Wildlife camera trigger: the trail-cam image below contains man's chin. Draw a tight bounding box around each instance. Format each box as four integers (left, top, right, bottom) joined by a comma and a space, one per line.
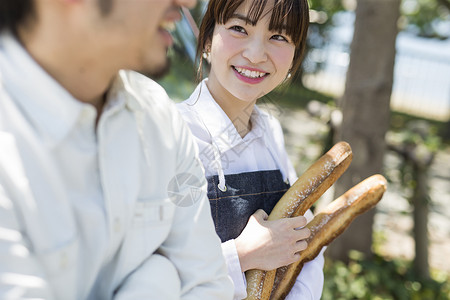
138, 59, 171, 80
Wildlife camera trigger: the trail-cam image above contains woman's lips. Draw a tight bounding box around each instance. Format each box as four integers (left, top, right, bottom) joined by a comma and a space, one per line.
232, 66, 268, 84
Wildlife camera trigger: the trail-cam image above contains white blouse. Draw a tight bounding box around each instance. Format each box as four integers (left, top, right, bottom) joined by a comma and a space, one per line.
178, 80, 324, 300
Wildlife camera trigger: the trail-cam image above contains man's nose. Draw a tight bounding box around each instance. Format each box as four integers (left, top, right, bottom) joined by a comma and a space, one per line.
175, 0, 197, 9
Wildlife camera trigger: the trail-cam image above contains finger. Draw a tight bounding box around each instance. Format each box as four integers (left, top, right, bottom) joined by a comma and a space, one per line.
292, 252, 301, 262
295, 240, 308, 252
253, 209, 269, 221
282, 252, 302, 267
279, 253, 300, 267
294, 227, 311, 241
290, 215, 307, 229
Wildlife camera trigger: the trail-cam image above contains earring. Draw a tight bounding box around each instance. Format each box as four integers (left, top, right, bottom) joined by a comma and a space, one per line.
202, 45, 211, 60
284, 70, 292, 81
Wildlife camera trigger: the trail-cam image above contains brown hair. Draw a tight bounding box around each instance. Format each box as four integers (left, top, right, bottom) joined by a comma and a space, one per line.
197, 0, 309, 78
0, 0, 112, 35
0, 0, 34, 35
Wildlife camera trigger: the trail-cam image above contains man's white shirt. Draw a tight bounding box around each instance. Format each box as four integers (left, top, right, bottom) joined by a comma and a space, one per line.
0, 32, 233, 300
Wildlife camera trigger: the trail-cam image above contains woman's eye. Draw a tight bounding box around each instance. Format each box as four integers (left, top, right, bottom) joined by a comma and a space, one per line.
271, 34, 289, 42
229, 25, 247, 34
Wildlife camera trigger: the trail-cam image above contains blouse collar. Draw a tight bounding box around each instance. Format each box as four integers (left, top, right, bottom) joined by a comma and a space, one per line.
185, 79, 266, 154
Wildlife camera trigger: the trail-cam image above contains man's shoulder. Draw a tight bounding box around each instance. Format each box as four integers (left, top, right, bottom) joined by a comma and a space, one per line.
119, 70, 170, 104
118, 70, 179, 118
117, 71, 195, 140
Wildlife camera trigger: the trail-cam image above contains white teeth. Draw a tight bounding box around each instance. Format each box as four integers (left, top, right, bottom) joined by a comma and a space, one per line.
160, 21, 176, 32
234, 67, 267, 78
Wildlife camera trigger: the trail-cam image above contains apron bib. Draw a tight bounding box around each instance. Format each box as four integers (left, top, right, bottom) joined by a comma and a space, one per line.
207, 170, 290, 242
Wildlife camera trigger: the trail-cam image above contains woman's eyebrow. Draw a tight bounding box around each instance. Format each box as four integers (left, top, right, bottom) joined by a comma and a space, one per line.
230, 13, 253, 23
230, 13, 288, 30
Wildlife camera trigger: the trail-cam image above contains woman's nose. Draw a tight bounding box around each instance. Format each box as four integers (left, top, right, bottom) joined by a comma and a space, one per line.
242, 37, 268, 64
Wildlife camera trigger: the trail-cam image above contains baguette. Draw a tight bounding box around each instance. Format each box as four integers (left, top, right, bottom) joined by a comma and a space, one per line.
245, 141, 353, 300
271, 174, 387, 299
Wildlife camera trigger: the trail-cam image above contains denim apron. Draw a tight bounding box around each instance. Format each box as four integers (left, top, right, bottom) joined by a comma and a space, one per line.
207, 169, 290, 243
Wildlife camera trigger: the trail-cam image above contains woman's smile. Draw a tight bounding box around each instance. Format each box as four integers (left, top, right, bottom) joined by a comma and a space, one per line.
232, 65, 269, 84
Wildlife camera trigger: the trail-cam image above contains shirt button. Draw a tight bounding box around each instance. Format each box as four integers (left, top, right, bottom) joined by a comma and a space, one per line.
114, 217, 121, 233
60, 252, 68, 269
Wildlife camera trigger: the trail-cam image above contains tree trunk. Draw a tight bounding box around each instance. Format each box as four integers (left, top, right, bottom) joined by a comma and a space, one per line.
412, 163, 430, 279
328, 0, 401, 261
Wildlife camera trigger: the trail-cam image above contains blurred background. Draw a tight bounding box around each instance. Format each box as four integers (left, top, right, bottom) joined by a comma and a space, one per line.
157, 0, 450, 298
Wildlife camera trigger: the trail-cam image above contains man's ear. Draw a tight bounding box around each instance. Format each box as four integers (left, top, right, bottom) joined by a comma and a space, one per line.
50, 0, 84, 9
59, 0, 83, 4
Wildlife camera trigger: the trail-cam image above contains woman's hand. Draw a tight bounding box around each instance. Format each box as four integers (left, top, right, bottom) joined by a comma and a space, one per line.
235, 209, 310, 272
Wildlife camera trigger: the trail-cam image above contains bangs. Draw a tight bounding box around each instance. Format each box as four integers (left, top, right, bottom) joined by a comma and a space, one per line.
215, 0, 309, 46
197, 0, 310, 78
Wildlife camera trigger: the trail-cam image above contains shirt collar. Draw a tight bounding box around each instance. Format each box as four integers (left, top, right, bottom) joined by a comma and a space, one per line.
0, 32, 87, 145
0, 33, 139, 146
114, 70, 148, 113
185, 79, 266, 153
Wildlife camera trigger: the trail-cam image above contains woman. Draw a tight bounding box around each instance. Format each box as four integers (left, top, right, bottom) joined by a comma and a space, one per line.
177, 0, 324, 299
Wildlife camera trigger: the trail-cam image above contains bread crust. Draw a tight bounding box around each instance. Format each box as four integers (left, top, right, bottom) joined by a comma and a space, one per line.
270, 174, 387, 299
245, 142, 353, 300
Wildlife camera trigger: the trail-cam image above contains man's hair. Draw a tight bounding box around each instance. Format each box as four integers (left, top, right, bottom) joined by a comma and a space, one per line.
98, 0, 113, 16
0, 0, 35, 34
0, 0, 112, 34
197, 0, 310, 77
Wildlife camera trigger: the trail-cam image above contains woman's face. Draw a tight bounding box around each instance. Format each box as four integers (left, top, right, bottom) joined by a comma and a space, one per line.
206, 0, 295, 105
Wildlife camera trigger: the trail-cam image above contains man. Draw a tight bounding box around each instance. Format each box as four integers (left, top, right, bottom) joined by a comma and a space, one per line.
0, 0, 233, 299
